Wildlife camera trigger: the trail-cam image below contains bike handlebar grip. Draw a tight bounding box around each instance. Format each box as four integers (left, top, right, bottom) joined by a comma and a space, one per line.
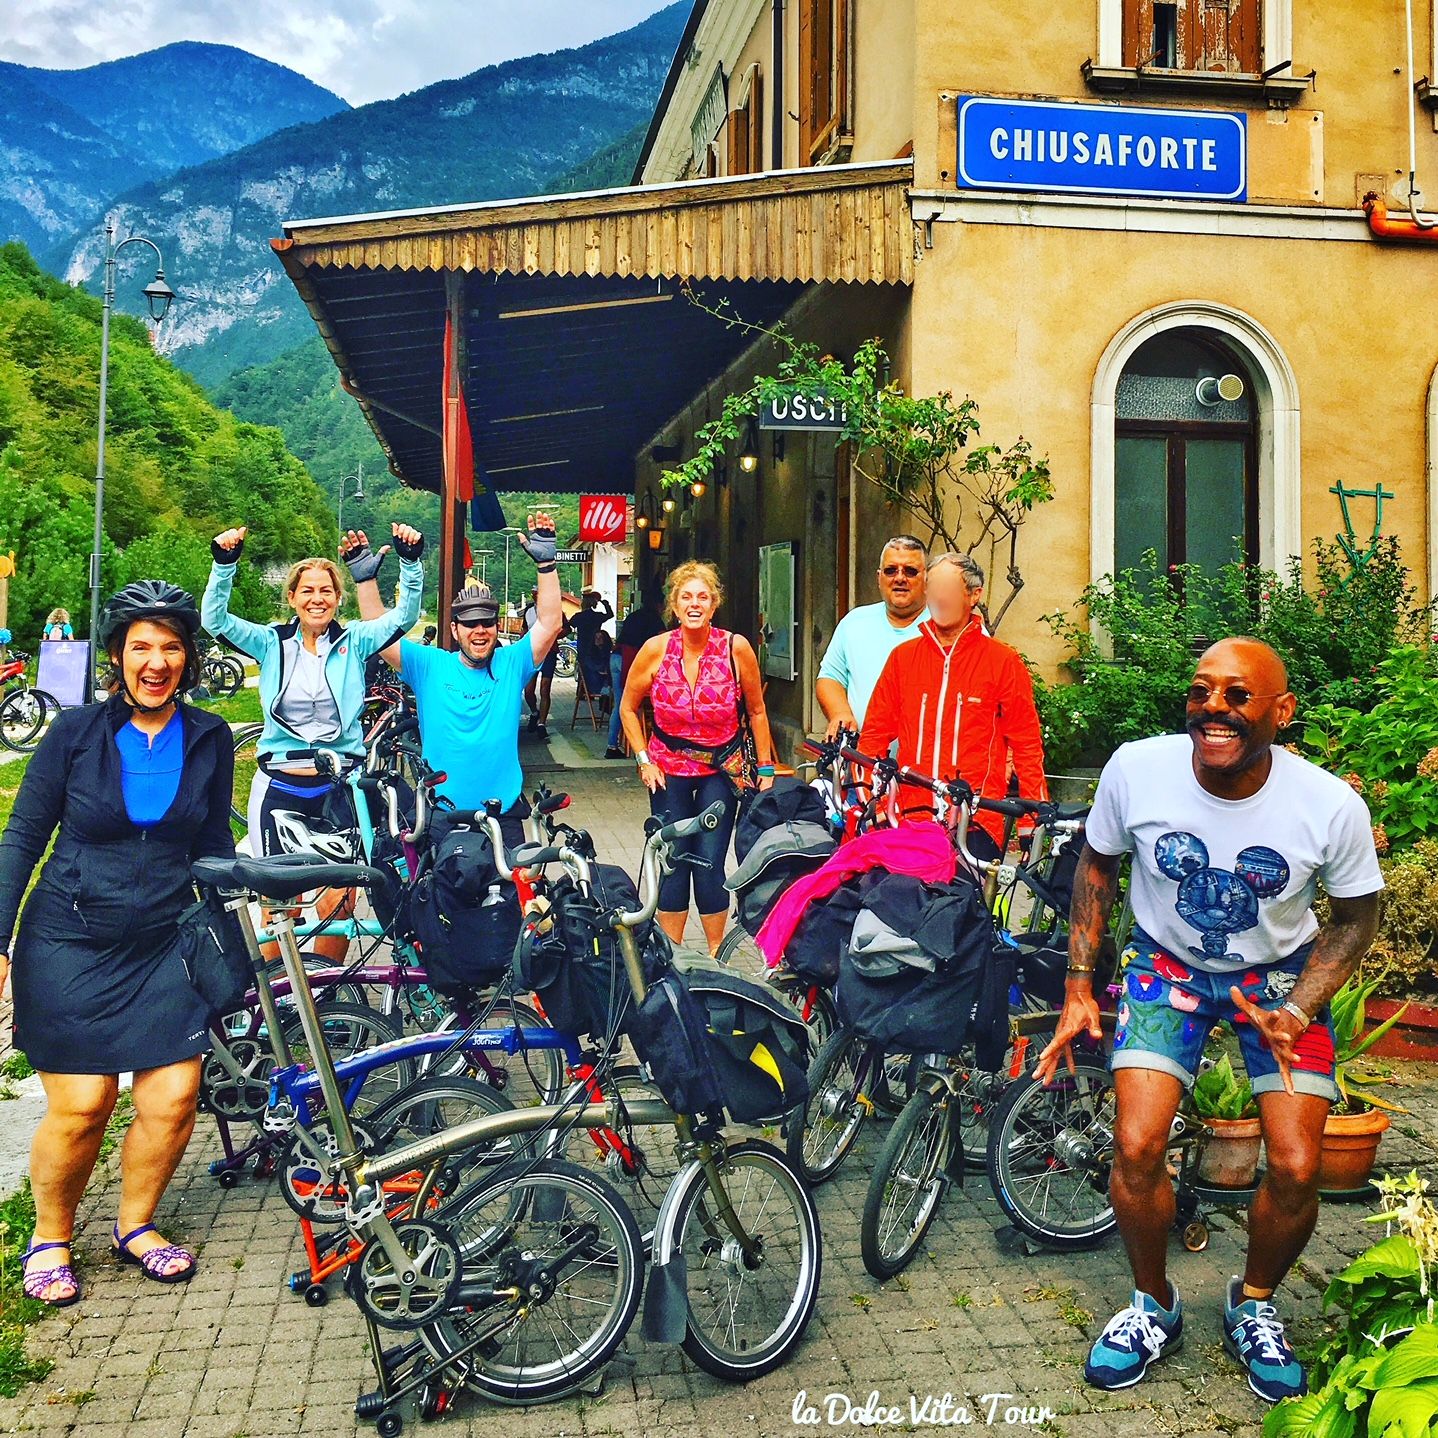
513, 843, 563, 868
839, 747, 882, 769
699, 799, 726, 831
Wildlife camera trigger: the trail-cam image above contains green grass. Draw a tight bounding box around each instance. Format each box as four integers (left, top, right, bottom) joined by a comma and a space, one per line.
0, 754, 31, 831
193, 687, 262, 726
0, 1183, 55, 1398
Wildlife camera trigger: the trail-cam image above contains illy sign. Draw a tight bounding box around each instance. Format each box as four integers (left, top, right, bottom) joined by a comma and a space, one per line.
579, 494, 628, 544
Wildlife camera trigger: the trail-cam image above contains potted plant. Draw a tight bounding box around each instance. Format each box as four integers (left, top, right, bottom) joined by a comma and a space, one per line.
1320, 978, 1410, 1194
1192, 1052, 1262, 1188
1263, 1171, 1437, 1438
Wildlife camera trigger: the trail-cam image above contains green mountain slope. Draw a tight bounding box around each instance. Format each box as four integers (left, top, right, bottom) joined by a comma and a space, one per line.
52, 4, 688, 389
0, 44, 348, 256
0, 243, 331, 641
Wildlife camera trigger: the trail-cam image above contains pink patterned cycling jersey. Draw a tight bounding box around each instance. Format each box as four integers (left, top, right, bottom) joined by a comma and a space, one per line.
649, 626, 739, 778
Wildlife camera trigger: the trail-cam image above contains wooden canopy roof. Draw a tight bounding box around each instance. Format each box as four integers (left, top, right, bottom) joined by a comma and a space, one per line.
271, 160, 913, 498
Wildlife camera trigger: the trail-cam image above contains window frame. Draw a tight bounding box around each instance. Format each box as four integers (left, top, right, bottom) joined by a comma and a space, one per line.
1096, 0, 1293, 79
799, 0, 852, 166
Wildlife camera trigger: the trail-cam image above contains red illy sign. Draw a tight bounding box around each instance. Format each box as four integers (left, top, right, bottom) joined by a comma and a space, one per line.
579, 494, 628, 543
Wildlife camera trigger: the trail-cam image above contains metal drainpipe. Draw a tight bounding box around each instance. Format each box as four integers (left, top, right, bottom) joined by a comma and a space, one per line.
771, 0, 784, 171
1404, 0, 1437, 227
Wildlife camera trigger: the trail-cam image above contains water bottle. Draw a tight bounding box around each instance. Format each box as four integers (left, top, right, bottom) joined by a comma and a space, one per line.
481, 883, 505, 910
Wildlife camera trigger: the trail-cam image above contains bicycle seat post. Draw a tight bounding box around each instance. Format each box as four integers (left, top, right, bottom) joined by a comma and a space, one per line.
267, 905, 366, 1172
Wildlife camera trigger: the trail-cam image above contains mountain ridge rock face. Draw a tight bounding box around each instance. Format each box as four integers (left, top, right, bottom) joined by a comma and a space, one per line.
49, 4, 687, 388
0, 42, 349, 253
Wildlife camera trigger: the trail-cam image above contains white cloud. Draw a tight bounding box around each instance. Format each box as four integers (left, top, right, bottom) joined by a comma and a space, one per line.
0, 0, 675, 105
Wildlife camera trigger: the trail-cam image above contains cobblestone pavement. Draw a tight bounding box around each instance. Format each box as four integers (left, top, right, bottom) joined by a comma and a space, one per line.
2, 751, 1435, 1438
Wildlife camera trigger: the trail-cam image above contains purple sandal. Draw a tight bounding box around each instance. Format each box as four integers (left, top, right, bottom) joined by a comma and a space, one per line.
112, 1223, 196, 1284
21, 1239, 81, 1307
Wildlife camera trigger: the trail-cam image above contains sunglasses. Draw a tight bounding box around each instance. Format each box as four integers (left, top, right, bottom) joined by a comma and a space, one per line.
1186, 683, 1285, 709
880, 564, 923, 579
455, 615, 499, 630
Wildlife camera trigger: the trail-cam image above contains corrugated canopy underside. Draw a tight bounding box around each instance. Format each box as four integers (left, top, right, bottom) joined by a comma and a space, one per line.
274, 161, 912, 495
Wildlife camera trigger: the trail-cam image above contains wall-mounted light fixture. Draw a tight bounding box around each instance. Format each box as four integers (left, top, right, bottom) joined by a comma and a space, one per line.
690, 477, 707, 499
661, 493, 677, 514
635, 493, 655, 530
647, 527, 665, 551
738, 417, 760, 473
772, 431, 786, 465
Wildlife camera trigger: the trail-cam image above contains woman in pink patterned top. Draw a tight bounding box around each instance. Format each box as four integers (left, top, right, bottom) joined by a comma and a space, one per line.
619, 560, 776, 952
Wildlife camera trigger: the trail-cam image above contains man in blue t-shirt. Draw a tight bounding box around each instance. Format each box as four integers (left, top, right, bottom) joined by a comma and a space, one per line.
353, 513, 562, 844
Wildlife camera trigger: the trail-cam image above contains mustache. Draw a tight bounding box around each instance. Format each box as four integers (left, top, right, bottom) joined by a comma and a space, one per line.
1186, 712, 1251, 740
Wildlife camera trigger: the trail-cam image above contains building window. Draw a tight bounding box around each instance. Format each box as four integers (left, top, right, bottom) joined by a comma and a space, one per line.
1114, 330, 1257, 573
727, 66, 764, 175
1123, 0, 1260, 74
800, 0, 851, 165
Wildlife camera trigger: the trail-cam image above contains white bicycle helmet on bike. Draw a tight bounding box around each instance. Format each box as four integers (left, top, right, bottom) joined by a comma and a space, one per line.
269, 808, 359, 863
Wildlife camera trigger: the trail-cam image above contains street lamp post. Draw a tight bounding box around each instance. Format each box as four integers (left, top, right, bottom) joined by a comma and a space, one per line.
90, 220, 176, 656
337, 462, 365, 538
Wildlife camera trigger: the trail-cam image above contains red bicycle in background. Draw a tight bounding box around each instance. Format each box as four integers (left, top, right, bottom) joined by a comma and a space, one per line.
0, 652, 58, 753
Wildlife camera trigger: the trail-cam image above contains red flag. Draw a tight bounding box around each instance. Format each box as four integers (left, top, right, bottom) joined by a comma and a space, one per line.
463, 535, 473, 571
442, 312, 475, 503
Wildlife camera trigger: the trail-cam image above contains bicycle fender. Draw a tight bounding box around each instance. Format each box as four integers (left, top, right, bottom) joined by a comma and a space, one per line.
641, 1154, 704, 1343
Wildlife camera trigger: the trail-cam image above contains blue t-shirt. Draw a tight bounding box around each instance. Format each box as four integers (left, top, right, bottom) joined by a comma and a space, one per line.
817, 601, 930, 726
116, 710, 184, 826
401, 637, 540, 810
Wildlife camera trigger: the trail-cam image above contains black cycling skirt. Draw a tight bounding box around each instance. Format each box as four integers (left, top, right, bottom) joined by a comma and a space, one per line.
9, 887, 211, 1075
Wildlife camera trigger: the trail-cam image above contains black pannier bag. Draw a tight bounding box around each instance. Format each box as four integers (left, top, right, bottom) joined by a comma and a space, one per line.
782, 874, 869, 985
972, 942, 1018, 1071
735, 777, 830, 862
628, 970, 725, 1121
173, 889, 253, 1019
678, 962, 811, 1124
836, 873, 993, 1053
409, 825, 521, 993
725, 819, 836, 934
512, 863, 648, 1040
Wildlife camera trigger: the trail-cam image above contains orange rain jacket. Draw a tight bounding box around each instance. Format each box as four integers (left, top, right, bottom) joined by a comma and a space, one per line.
858, 616, 1049, 847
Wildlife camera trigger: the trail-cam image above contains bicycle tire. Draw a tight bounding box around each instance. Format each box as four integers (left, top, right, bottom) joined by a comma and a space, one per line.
860, 1081, 958, 1279
951, 1027, 1051, 1167
206, 656, 245, 697
656, 1139, 822, 1381
282, 1000, 416, 1119
554, 642, 578, 680
230, 722, 264, 835
418, 1157, 644, 1404
786, 1027, 873, 1185
985, 1058, 1118, 1249
0, 687, 49, 751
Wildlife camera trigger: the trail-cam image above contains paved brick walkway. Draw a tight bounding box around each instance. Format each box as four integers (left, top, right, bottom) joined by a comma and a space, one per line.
2, 754, 1435, 1438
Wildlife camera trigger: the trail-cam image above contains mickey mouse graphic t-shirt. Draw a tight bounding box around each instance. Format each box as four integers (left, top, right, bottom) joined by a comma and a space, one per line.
1086, 733, 1383, 973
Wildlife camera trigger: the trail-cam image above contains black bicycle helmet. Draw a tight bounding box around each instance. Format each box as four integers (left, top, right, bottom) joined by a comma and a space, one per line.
98, 580, 202, 652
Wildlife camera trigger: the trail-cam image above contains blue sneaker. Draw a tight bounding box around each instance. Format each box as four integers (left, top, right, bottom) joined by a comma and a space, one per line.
1224, 1277, 1306, 1402
1085, 1286, 1183, 1389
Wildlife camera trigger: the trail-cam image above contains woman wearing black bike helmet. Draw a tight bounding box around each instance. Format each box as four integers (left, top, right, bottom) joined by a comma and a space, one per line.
0, 580, 235, 1307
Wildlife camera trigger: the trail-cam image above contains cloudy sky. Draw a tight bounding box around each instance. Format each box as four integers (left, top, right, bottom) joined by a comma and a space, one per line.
0, 0, 675, 105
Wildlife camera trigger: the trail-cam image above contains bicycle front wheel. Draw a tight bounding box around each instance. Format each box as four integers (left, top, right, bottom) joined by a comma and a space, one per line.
985, 1059, 1117, 1249
230, 722, 263, 838
787, 1027, 872, 1185
554, 642, 577, 679
419, 1157, 644, 1405
659, 1140, 821, 1381
861, 1082, 959, 1279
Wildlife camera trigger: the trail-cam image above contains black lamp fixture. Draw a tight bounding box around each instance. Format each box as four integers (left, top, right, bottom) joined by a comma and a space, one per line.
142, 271, 176, 321
661, 492, 677, 515
738, 416, 760, 474
635, 492, 655, 530
690, 476, 707, 498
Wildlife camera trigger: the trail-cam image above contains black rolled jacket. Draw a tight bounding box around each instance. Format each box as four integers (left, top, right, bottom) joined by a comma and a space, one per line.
0, 695, 235, 952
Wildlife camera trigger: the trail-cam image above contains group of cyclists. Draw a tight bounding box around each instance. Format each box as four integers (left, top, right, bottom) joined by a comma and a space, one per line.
1, 511, 1385, 1411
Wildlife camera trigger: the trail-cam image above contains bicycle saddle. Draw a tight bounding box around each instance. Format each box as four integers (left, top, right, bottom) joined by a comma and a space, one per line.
191, 854, 390, 900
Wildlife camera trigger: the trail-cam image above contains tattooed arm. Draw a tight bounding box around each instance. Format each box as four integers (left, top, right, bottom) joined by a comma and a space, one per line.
1032, 843, 1123, 1084
1230, 890, 1382, 1095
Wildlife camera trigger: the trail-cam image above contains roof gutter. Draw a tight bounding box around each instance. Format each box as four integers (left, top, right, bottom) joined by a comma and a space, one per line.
631, 0, 709, 184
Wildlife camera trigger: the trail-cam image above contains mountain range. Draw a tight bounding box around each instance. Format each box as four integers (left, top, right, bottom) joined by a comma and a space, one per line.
46, 4, 688, 388
0, 43, 348, 254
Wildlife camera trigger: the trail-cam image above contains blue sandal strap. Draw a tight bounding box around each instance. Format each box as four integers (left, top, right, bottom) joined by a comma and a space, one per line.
114, 1222, 159, 1252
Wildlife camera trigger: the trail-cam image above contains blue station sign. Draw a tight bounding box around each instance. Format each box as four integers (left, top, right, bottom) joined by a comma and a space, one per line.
955, 95, 1247, 203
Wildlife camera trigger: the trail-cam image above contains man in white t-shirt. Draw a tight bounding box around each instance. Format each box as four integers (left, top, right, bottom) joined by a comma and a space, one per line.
815, 535, 934, 736
1035, 638, 1382, 1405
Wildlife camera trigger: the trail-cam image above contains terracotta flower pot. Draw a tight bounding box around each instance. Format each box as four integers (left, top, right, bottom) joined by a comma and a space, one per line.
1196, 1115, 1262, 1188
1318, 1108, 1390, 1193
1361, 998, 1438, 1062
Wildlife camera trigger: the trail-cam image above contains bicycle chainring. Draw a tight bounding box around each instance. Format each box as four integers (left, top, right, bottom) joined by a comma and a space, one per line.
354, 1220, 462, 1330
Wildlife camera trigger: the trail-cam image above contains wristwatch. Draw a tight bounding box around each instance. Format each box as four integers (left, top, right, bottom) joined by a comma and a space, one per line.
1280, 999, 1312, 1030
634, 748, 652, 767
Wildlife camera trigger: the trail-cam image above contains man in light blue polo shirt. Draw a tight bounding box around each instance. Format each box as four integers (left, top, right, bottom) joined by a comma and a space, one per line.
816, 535, 935, 736
354, 513, 562, 845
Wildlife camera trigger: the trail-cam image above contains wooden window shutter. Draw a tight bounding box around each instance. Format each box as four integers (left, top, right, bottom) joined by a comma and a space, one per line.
747, 68, 764, 172
727, 108, 749, 174
1123, 0, 1259, 73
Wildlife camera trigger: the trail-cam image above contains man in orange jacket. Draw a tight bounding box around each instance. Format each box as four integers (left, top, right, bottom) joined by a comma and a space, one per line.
858, 552, 1048, 856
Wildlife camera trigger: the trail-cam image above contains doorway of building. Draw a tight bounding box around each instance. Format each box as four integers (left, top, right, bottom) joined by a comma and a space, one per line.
1114, 329, 1258, 574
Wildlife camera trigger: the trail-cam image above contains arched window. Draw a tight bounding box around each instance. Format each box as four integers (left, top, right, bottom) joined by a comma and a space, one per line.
1114, 329, 1257, 573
